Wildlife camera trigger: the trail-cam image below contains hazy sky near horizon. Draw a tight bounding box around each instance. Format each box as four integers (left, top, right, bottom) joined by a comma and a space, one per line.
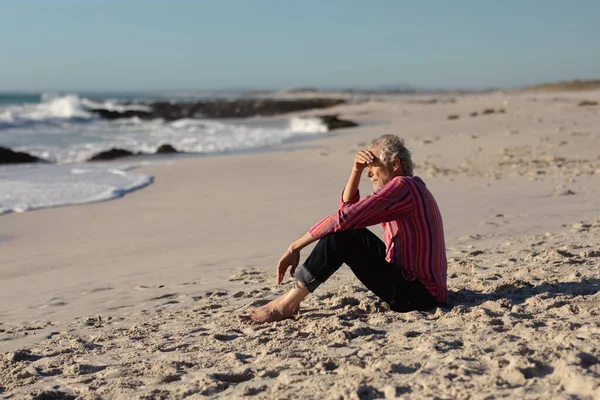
1, 0, 599, 92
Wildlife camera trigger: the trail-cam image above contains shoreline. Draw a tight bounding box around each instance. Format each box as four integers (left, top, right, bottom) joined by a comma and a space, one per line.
0, 112, 353, 216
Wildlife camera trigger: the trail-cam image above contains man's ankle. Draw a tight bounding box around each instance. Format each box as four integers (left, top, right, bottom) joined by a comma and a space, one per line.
294, 281, 310, 295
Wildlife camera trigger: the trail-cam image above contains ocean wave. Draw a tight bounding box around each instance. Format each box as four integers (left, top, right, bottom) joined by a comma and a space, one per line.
289, 117, 329, 134
0, 94, 152, 130
0, 95, 93, 128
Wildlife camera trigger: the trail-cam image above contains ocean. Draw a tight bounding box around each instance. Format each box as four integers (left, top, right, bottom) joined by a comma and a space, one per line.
0, 92, 330, 215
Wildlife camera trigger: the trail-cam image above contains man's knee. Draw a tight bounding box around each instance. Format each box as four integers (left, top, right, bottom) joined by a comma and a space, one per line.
327, 229, 365, 246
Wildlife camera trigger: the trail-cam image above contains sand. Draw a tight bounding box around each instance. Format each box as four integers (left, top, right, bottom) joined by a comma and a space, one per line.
1, 90, 600, 399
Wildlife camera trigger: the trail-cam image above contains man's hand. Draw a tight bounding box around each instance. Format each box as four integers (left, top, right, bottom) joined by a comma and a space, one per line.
277, 245, 301, 285
353, 150, 376, 172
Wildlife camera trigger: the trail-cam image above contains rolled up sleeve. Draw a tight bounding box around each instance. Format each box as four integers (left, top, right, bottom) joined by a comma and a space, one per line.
338, 189, 360, 210
309, 178, 414, 239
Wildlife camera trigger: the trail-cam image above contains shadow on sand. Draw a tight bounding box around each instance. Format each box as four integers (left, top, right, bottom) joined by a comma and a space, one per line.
444, 278, 600, 310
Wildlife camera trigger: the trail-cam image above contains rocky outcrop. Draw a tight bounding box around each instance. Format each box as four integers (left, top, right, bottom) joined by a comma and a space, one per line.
89, 99, 346, 121
87, 144, 182, 161
0, 147, 45, 164
318, 115, 358, 130
92, 109, 147, 119
155, 144, 179, 154
87, 148, 136, 162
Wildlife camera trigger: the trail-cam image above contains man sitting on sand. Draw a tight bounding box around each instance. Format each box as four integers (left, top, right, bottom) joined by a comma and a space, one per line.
247, 134, 447, 323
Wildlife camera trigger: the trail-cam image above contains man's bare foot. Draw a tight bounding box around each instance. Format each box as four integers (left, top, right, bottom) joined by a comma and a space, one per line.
246, 299, 299, 324
242, 283, 309, 324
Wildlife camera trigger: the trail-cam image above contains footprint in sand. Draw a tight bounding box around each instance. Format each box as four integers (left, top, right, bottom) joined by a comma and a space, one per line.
205, 291, 228, 298
433, 338, 464, 352
81, 286, 114, 295
228, 270, 266, 284
345, 326, 386, 340
66, 363, 107, 376
210, 368, 255, 384
391, 362, 421, 374
519, 359, 554, 379
577, 352, 600, 369
317, 360, 338, 372
149, 293, 178, 301
213, 332, 240, 341
29, 390, 76, 400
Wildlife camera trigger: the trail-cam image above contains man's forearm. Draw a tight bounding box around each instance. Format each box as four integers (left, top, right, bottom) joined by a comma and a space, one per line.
290, 231, 317, 252
342, 169, 362, 203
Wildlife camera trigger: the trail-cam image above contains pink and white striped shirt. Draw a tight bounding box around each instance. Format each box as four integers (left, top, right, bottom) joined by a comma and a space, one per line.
309, 176, 448, 301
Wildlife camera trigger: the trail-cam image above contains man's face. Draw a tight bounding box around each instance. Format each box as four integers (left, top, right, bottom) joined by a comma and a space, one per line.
366, 146, 395, 190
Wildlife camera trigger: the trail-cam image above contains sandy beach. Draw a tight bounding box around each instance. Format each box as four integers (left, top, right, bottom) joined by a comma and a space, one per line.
1, 91, 600, 399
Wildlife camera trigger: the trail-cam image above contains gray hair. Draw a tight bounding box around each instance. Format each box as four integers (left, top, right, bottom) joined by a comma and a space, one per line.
370, 134, 413, 176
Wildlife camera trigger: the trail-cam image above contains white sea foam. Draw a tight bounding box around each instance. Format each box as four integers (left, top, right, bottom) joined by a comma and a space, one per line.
0, 95, 92, 125
0, 162, 154, 215
1, 110, 329, 164
289, 117, 329, 134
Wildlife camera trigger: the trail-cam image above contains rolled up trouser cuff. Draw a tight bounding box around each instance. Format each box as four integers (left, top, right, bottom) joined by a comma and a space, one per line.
294, 264, 322, 293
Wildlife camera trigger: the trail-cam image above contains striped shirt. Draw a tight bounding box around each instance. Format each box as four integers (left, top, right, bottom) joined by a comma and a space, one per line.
309, 176, 448, 301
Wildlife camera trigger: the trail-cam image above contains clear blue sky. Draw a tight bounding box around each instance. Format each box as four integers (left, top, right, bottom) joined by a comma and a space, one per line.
1, 0, 599, 91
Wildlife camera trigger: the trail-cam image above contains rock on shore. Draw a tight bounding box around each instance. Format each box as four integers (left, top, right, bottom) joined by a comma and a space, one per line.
0, 147, 46, 165
89, 99, 347, 121
87, 144, 181, 161
319, 114, 359, 130
87, 148, 137, 162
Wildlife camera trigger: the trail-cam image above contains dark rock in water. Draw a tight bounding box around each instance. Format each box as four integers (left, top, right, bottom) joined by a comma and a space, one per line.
149, 102, 199, 120
447, 114, 460, 120
0, 146, 45, 164
156, 144, 179, 154
88, 148, 136, 161
482, 108, 496, 115
319, 114, 358, 131
578, 100, 598, 107
90, 108, 151, 120
89, 98, 346, 121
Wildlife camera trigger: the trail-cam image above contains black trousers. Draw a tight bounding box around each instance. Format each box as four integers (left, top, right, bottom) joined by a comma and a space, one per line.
294, 228, 437, 312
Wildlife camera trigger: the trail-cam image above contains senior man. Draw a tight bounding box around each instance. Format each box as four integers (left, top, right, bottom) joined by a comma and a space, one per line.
247, 134, 447, 323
